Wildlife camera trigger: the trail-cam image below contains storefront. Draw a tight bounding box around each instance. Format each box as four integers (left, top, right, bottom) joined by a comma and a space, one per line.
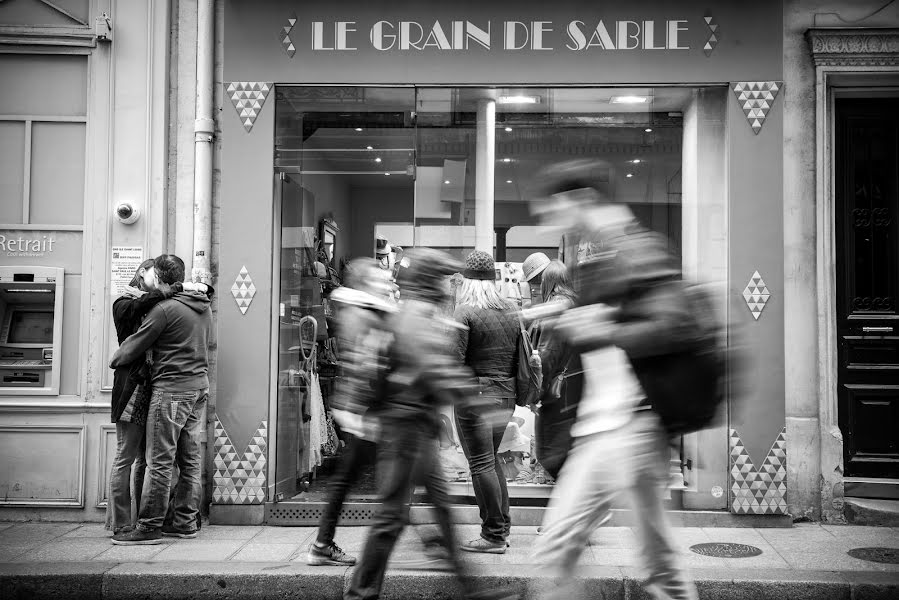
212, 0, 787, 525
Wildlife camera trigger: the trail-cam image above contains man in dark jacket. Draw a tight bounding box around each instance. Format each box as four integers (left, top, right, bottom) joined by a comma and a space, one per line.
110, 254, 213, 546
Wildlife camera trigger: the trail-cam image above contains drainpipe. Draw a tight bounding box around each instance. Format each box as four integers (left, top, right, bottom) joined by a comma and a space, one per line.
192, 0, 215, 284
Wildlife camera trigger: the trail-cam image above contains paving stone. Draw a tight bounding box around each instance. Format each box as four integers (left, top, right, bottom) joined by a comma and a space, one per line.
14, 539, 111, 562
150, 540, 245, 562
230, 542, 300, 562
0, 522, 79, 544
93, 544, 168, 562
252, 525, 315, 544
61, 524, 112, 539
197, 525, 264, 540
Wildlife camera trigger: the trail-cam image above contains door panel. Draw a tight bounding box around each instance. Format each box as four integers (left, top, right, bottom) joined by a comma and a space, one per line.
835, 98, 899, 478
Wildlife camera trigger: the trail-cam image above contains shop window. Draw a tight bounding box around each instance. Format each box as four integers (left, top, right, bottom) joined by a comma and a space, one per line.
0, 54, 87, 226
272, 85, 729, 505
29, 122, 85, 225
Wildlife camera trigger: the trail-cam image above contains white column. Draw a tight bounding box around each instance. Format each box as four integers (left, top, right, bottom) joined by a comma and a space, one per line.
475, 98, 495, 254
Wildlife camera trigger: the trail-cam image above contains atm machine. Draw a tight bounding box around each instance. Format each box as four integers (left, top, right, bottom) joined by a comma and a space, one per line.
0, 266, 64, 395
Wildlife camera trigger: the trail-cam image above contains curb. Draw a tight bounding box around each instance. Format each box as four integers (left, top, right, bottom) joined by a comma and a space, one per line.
2, 562, 898, 600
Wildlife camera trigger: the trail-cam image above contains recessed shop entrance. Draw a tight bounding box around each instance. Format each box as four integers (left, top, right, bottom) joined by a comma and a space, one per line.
266, 85, 732, 523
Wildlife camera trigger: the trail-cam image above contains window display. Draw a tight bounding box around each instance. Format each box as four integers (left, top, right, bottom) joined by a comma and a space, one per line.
273, 85, 727, 505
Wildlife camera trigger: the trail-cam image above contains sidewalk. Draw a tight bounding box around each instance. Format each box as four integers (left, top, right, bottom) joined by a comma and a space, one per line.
1, 520, 897, 599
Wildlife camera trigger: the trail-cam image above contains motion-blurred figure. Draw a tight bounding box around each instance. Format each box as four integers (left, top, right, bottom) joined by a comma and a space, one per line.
308, 258, 397, 566
526, 260, 582, 484
453, 250, 519, 554
528, 160, 698, 600
345, 248, 515, 600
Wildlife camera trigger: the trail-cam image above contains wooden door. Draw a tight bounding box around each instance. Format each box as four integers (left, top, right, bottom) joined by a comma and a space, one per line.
835, 97, 899, 478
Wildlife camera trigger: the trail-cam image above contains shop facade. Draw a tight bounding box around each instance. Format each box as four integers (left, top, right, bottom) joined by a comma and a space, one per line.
212, 0, 788, 525
2, 0, 895, 527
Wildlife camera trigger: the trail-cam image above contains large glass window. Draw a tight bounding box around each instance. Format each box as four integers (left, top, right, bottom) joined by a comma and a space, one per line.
273, 86, 728, 506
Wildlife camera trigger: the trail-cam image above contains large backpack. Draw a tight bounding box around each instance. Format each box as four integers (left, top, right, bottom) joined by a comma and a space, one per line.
625, 281, 728, 436
515, 314, 543, 408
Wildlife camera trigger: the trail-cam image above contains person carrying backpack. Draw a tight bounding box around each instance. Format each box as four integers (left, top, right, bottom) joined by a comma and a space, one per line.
527, 160, 699, 600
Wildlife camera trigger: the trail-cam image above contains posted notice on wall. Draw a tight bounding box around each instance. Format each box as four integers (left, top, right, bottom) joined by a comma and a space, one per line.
110, 246, 145, 296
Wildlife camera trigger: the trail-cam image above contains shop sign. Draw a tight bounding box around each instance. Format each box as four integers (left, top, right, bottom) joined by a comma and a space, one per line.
225, 0, 782, 85
0, 233, 57, 257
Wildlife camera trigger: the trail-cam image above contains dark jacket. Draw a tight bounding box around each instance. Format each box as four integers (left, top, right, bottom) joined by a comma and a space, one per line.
110, 288, 174, 423
110, 291, 213, 392
381, 299, 476, 422
530, 295, 582, 413
453, 304, 519, 400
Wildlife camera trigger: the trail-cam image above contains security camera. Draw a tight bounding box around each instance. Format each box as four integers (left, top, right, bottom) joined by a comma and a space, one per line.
115, 202, 140, 225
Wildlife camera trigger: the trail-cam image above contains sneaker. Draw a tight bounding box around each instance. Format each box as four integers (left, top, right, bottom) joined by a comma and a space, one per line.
112, 525, 134, 536
307, 542, 356, 566
162, 525, 198, 539
460, 537, 506, 554
111, 528, 164, 545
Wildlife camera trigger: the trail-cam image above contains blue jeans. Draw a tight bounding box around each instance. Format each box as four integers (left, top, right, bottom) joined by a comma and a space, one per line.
454, 396, 514, 543
105, 420, 146, 532
138, 388, 207, 532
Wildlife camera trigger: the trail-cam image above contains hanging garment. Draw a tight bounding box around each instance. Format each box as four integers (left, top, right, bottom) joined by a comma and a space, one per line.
306, 369, 328, 473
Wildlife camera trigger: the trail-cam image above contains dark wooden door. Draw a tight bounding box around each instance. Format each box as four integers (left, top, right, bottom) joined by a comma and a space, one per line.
835, 98, 899, 478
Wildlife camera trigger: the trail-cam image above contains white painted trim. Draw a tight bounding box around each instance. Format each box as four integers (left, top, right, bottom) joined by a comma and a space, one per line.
0, 115, 88, 122
0, 399, 109, 412
0, 224, 84, 231
22, 120, 31, 223
96, 424, 116, 507
0, 424, 86, 507
267, 172, 284, 503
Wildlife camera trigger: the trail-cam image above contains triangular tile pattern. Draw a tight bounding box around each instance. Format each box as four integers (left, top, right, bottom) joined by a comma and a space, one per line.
213, 419, 268, 504
225, 82, 271, 133
279, 14, 297, 57
230, 266, 256, 315
703, 15, 719, 57
732, 82, 782, 134
742, 270, 771, 321
730, 427, 787, 515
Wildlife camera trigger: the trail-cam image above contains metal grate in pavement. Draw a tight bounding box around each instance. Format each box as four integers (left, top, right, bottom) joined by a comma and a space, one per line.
690, 542, 763, 558
848, 547, 899, 564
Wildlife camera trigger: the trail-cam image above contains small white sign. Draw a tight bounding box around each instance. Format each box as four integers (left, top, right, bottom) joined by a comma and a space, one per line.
110, 246, 146, 296
711, 485, 724, 499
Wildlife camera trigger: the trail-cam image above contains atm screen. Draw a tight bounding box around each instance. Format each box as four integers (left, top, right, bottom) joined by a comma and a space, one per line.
7, 310, 54, 344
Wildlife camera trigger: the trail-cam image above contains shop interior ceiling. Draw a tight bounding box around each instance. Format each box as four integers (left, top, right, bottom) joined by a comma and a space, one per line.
274, 87, 689, 196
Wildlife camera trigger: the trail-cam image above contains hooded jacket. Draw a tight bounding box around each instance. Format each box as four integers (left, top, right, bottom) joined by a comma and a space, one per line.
110, 291, 212, 392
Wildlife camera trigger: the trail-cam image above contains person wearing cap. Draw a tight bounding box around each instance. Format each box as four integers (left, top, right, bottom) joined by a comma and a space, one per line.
527, 159, 697, 600
346, 248, 508, 600
521, 252, 551, 307
452, 250, 520, 554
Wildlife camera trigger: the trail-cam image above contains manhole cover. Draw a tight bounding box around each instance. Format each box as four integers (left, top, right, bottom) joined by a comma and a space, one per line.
690, 542, 763, 558
847, 547, 899, 564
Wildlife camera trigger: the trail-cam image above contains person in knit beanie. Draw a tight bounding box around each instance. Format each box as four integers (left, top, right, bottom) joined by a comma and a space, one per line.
452, 250, 521, 554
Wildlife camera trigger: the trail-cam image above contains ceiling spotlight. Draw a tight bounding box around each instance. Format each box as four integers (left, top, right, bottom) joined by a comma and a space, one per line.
497, 95, 540, 105
626, 173, 634, 178
506, 180, 513, 184
610, 95, 649, 104
444, 180, 451, 184
504, 127, 513, 132
501, 157, 512, 163
644, 128, 653, 132
631, 159, 642, 164
375, 157, 382, 163
366, 145, 373, 150
384, 172, 390, 176
355, 127, 363, 132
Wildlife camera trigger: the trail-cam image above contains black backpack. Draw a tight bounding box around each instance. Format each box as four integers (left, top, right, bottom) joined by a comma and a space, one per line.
625, 282, 728, 436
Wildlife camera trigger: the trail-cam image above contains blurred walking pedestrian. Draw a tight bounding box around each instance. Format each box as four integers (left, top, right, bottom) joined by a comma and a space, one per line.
345, 248, 513, 600
528, 160, 698, 600
308, 258, 397, 566
452, 250, 520, 554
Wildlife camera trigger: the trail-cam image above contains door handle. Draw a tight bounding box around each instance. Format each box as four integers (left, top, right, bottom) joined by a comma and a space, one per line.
862, 326, 894, 333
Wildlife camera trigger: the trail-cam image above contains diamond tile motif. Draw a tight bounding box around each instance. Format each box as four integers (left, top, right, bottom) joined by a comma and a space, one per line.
230, 266, 256, 315
742, 270, 771, 321
226, 82, 271, 133
732, 81, 782, 134
279, 13, 297, 58
703, 15, 719, 57
730, 427, 787, 515
213, 419, 268, 504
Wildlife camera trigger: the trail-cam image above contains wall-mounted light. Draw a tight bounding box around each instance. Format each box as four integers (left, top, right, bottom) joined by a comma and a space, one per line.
355, 127, 363, 132
375, 157, 382, 163
504, 127, 513, 132
644, 128, 653, 133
